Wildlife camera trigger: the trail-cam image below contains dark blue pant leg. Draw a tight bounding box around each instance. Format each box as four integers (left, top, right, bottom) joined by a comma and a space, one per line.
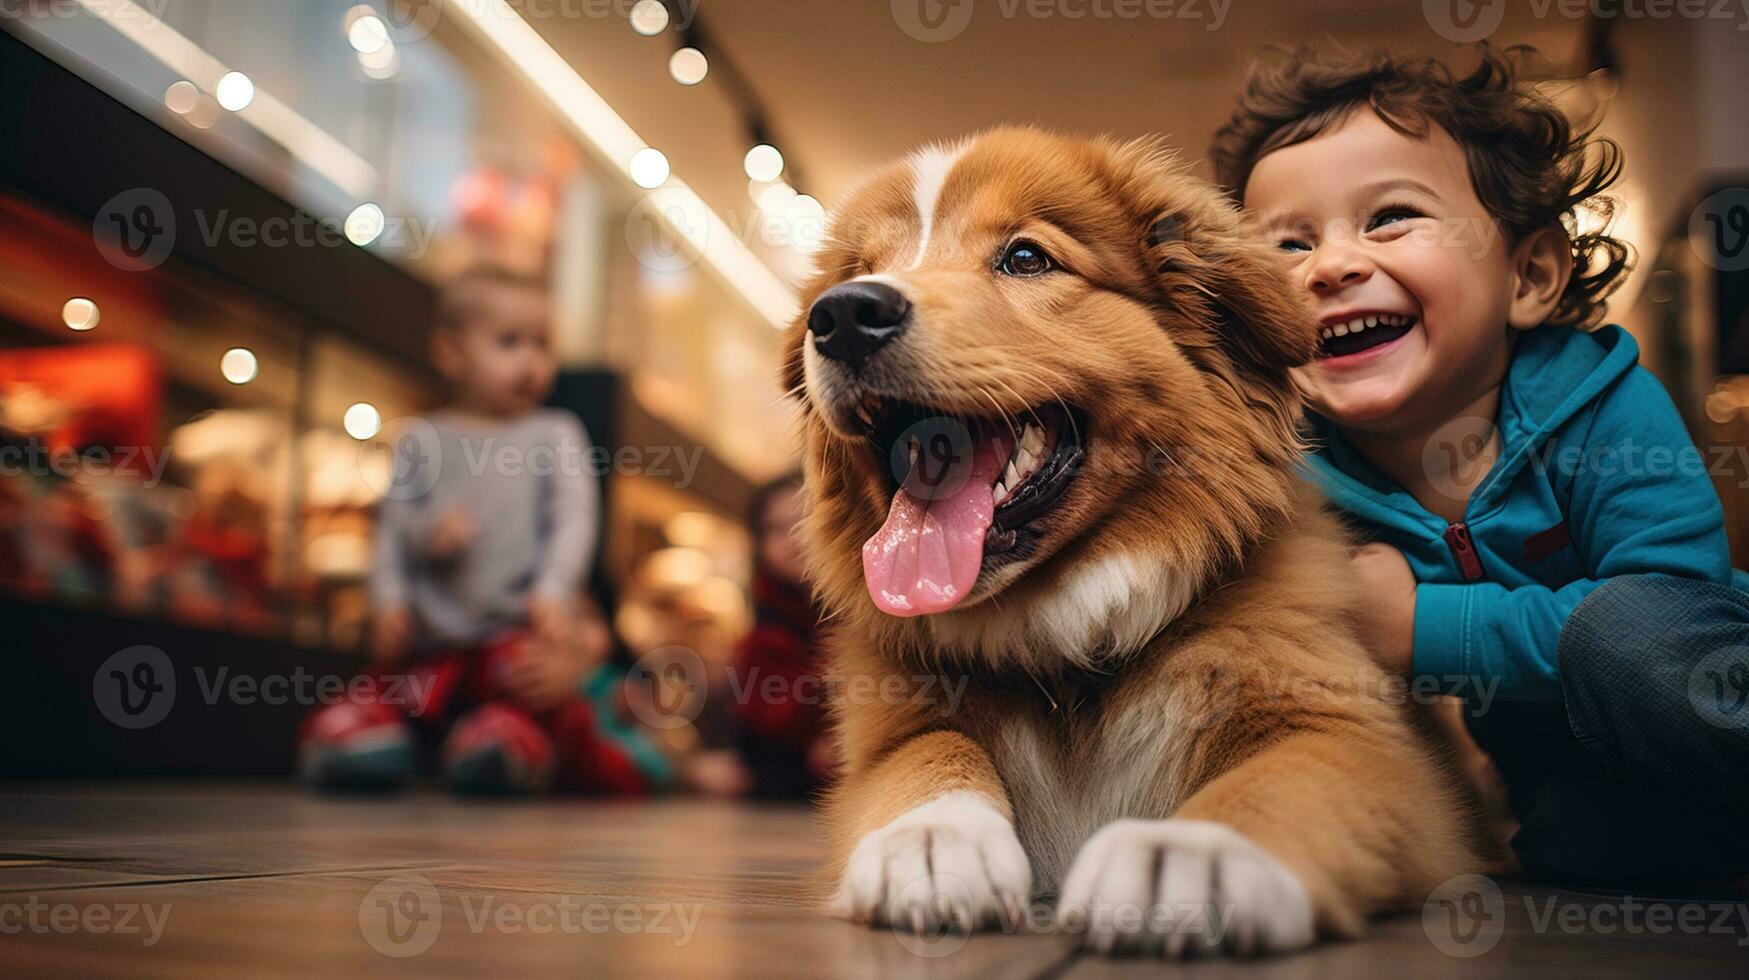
1464, 574, 1749, 891
1561, 574, 1749, 814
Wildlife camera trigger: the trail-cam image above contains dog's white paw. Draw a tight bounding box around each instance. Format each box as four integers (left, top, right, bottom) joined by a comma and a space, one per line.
1055, 818, 1314, 957
831, 791, 1033, 933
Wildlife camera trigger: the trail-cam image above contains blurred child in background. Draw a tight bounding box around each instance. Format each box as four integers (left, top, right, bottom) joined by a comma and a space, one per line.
300, 266, 647, 796
620, 578, 754, 798
574, 581, 677, 793
733, 473, 835, 799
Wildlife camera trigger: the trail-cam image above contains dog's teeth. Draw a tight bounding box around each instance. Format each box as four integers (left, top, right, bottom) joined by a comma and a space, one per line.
1003, 461, 1020, 489
1022, 423, 1044, 454
994, 481, 1009, 504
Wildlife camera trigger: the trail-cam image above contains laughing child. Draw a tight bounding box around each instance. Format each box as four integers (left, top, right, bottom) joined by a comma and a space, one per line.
1211, 45, 1749, 890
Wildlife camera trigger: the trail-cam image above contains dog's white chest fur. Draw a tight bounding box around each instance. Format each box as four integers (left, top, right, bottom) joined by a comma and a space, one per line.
929, 552, 1201, 672
992, 685, 1193, 893
932, 551, 1206, 889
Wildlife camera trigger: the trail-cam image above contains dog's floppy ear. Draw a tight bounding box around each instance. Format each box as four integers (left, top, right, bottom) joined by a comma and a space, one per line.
1144, 207, 1320, 384
1136, 190, 1320, 458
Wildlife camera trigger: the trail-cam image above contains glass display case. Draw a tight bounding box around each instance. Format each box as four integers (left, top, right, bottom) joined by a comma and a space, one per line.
0, 189, 431, 649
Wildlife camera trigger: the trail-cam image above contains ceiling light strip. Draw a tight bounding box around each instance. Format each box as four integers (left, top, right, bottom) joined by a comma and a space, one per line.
441, 0, 799, 328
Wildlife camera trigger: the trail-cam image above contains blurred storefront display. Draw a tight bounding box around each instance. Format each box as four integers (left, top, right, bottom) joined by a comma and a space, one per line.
1, 3, 798, 683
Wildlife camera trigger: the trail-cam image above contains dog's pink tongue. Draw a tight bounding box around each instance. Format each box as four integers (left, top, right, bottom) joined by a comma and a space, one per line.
862, 431, 1011, 617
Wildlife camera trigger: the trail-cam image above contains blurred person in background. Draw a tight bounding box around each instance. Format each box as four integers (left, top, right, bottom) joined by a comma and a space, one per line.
734, 473, 835, 800
621, 577, 755, 798
574, 579, 678, 793
299, 265, 646, 796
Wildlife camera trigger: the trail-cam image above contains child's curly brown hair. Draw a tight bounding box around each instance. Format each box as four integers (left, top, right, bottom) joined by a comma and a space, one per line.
1209, 43, 1631, 330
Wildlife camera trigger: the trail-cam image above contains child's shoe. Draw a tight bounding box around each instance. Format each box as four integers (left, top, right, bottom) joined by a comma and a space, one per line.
298, 700, 416, 791
442, 704, 556, 795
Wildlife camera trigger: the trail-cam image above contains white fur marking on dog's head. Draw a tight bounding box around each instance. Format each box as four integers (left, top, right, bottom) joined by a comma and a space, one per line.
904, 142, 968, 271
852, 272, 910, 291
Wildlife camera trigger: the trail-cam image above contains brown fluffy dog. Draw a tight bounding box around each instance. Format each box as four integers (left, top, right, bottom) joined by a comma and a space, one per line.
785, 127, 1485, 957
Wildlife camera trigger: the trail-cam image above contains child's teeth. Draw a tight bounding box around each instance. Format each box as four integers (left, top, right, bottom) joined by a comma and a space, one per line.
1320, 313, 1420, 350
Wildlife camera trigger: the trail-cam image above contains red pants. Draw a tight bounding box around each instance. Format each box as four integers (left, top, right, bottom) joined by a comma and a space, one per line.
362, 633, 647, 795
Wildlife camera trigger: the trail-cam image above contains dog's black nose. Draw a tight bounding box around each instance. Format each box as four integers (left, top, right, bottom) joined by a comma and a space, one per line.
807, 280, 910, 372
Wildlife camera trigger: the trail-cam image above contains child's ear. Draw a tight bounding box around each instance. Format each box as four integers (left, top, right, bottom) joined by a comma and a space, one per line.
1507, 226, 1574, 331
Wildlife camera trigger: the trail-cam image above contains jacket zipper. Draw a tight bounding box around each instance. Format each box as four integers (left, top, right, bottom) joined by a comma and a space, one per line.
1443, 522, 1485, 581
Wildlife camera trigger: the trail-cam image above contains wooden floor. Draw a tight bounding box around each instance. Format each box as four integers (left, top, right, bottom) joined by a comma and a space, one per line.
0, 783, 1744, 978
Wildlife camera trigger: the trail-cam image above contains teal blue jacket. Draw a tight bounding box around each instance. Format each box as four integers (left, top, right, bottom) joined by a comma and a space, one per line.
1303, 325, 1748, 702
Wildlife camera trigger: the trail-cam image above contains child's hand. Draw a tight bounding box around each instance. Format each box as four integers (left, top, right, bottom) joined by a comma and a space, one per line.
427, 505, 475, 561
502, 636, 586, 712
1349, 543, 1417, 676
528, 594, 574, 652
371, 605, 413, 664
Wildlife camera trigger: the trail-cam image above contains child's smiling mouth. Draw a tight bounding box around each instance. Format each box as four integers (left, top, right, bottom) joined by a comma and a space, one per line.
1315, 312, 1418, 362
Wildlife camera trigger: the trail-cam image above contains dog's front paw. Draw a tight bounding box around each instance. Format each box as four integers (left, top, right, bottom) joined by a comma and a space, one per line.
831, 791, 1032, 933
1055, 818, 1314, 957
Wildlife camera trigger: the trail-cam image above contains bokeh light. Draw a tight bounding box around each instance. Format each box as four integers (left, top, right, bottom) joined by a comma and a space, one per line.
215, 70, 254, 111
343, 402, 382, 440
629, 147, 671, 189
220, 348, 259, 385
62, 297, 100, 331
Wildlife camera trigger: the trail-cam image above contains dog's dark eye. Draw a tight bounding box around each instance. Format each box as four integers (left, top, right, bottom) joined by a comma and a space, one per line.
998, 241, 1053, 277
